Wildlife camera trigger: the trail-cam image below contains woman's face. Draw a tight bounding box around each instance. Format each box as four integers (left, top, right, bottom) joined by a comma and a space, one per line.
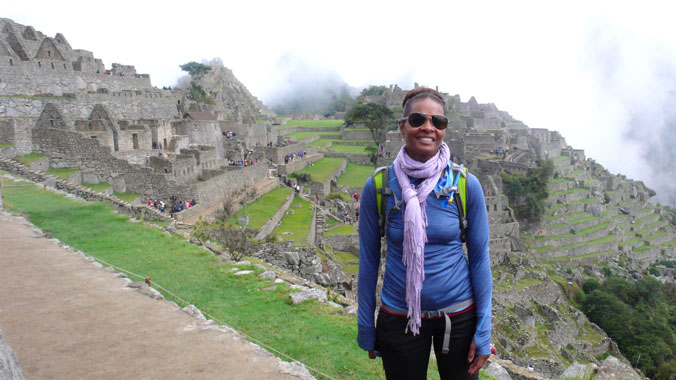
398, 97, 446, 162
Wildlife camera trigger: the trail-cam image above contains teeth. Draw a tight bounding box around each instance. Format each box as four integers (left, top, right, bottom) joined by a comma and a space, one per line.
418, 137, 433, 142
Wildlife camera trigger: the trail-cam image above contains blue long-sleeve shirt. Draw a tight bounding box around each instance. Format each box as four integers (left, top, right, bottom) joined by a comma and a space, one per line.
357, 163, 493, 355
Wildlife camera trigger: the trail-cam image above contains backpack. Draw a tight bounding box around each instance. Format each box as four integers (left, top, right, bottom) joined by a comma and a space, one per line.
371, 163, 469, 242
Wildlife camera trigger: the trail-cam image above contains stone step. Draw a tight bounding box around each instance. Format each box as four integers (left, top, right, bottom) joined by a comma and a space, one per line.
538, 234, 618, 258
631, 212, 660, 230
537, 223, 611, 247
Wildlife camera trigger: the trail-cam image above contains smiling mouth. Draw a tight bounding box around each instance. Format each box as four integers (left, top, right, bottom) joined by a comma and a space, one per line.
417, 137, 434, 142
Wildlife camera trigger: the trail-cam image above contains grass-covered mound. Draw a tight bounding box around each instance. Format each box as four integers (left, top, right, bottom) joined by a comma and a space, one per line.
293, 157, 345, 183
337, 163, 374, 188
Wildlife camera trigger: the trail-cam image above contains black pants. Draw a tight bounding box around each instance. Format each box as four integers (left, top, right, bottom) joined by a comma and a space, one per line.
375, 307, 478, 380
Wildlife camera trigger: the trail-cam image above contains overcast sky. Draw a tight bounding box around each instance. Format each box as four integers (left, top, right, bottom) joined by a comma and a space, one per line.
4, 0, 676, 205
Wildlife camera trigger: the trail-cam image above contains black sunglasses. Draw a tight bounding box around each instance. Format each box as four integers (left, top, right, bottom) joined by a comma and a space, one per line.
400, 112, 449, 130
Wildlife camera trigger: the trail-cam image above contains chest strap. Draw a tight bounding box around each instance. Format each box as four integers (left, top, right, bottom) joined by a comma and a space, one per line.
380, 298, 475, 354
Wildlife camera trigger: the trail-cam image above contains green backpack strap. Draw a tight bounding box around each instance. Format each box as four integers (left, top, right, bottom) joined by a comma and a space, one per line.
451, 163, 469, 243
371, 166, 391, 237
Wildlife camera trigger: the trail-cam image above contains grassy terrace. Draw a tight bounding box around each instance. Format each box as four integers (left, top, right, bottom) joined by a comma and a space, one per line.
326, 144, 375, 154
0, 176, 387, 379
45, 167, 78, 180
228, 186, 292, 229
273, 196, 314, 243
325, 217, 341, 228
0, 143, 13, 148
113, 191, 140, 203
644, 230, 668, 242
662, 239, 676, 248
553, 155, 569, 163
564, 169, 587, 179
542, 211, 588, 222
82, 182, 112, 193
284, 131, 342, 140
549, 187, 587, 197
544, 214, 604, 230
335, 251, 359, 275
537, 234, 616, 253
336, 163, 373, 188
545, 197, 597, 213
277, 120, 344, 130
15, 152, 45, 165
309, 138, 370, 148
634, 220, 665, 236
634, 244, 653, 253
293, 157, 345, 183
545, 250, 616, 263
324, 224, 355, 236
539, 221, 611, 241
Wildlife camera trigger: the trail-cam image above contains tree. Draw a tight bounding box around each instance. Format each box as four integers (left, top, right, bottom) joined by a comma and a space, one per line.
210, 226, 256, 262
179, 61, 212, 80
345, 102, 395, 166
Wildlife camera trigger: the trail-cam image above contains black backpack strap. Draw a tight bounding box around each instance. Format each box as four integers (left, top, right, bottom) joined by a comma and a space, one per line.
454, 191, 467, 243
377, 167, 392, 237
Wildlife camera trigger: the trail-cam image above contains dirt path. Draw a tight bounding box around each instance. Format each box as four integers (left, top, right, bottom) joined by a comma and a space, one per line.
0, 212, 305, 380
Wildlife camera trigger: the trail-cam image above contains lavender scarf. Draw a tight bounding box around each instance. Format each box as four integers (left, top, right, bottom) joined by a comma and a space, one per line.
393, 142, 450, 335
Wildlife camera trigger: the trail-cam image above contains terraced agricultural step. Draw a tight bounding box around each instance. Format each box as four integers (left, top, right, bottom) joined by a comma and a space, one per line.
541, 211, 591, 228
547, 179, 572, 193
538, 235, 618, 258
633, 220, 665, 236
646, 231, 675, 246
536, 223, 611, 247
544, 249, 618, 264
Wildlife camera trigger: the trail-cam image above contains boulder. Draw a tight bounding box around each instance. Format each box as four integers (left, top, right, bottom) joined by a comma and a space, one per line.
278, 360, 315, 380
0, 327, 25, 380
290, 288, 327, 304
182, 304, 206, 321
283, 251, 300, 266
595, 356, 640, 380
556, 362, 596, 379
485, 362, 511, 380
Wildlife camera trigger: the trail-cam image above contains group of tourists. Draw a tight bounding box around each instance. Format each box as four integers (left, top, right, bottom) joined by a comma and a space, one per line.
351, 193, 360, 202
283, 151, 307, 164
146, 197, 197, 214
222, 130, 236, 139
228, 159, 257, 167
490, 146, 509, 159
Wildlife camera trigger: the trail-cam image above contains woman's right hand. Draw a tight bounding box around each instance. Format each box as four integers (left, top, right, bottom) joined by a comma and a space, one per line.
368, 350, 376, 359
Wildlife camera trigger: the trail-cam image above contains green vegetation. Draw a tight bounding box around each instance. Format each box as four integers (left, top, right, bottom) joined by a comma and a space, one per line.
327, 144, 375, 154
0, 143, 13, 148
327, 191, 353, 202
81, 182, 112, 193
324, 224, 355, 236
581, 276, 676, 378
501, 159, 554, 222
15, 152, 46, 165
345, 102, 395, 165
553, 155, 569, 163
272, 196, 314, 242
0, 177, 385, 379
337, 163, 373, 188
292, 157, 345, 183
179, 61, 212, 79
277, 120, 345, 129
284, 131, 342, 140
113, 191, 139, 203
325, 217, 341, 228
46, 167, 78, 180
227, 186, 292, 230
360, 85, 388, 96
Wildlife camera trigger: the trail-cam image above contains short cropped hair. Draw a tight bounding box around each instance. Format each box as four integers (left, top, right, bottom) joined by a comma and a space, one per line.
401, 87, 446, 117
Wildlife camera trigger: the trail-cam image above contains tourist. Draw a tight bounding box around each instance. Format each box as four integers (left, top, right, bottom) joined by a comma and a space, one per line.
358, 87, 492, 379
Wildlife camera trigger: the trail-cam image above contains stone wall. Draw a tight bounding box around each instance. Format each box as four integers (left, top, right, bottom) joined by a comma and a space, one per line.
323, 234, 359, 254
261, 141, 308, 164
276, 153, 324, 176
191, 163, 268, 208
0, 156, 170, 222
342, 129, 372, 140
0, 92, 179, 122
0, 118, 32, 155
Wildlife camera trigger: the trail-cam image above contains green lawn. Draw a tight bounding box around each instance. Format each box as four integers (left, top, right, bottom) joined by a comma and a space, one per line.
82, 182, 112, 193
273, 196, 314, 243
325, 217, 341, 228
0, 143, 12, 148
113, 191, 140, 203
277, 120, 344, 130
293, 157, 345, 183
46, 167, 78, 180
227, 186, 292, 229
284, 131, 342, 140
15, 152, 46, 165
324, 224, 355, 236
337, 163, 374, 188
327, 145, 375, 154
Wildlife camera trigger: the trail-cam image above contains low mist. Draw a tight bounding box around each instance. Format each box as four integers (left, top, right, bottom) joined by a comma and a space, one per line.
583, 24, 676, 207
259, 50, 358, 116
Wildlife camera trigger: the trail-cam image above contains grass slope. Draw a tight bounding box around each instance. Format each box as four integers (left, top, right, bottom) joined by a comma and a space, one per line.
277, 120, 344, 130
227, 186, 292, 229
273, 196, 314, 243
337, 163, 373, 188
293, 157, 345, 183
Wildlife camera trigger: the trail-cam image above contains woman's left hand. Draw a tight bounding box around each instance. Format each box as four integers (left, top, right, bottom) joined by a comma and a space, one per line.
467, 340, 489, 375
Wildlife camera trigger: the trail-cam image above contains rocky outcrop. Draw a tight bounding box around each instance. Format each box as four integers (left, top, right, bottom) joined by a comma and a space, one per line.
0, 319, 25, 380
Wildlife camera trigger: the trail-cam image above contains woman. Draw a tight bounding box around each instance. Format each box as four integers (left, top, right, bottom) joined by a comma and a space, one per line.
358, 87, 492, 379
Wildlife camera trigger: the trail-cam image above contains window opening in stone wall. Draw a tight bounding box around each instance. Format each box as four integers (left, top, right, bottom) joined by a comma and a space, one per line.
91, 136, 97, 139
132, 133, 139, 149
63, 63, 66, 69
50, 120, 54, 127
48, 50, 51, 57
51, 62, 54, 69
486, 205, 489, 213
494, 204, 497, 211
163, 138, 167, 149
9, 58, 12, 66
38, 61, 41, 67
